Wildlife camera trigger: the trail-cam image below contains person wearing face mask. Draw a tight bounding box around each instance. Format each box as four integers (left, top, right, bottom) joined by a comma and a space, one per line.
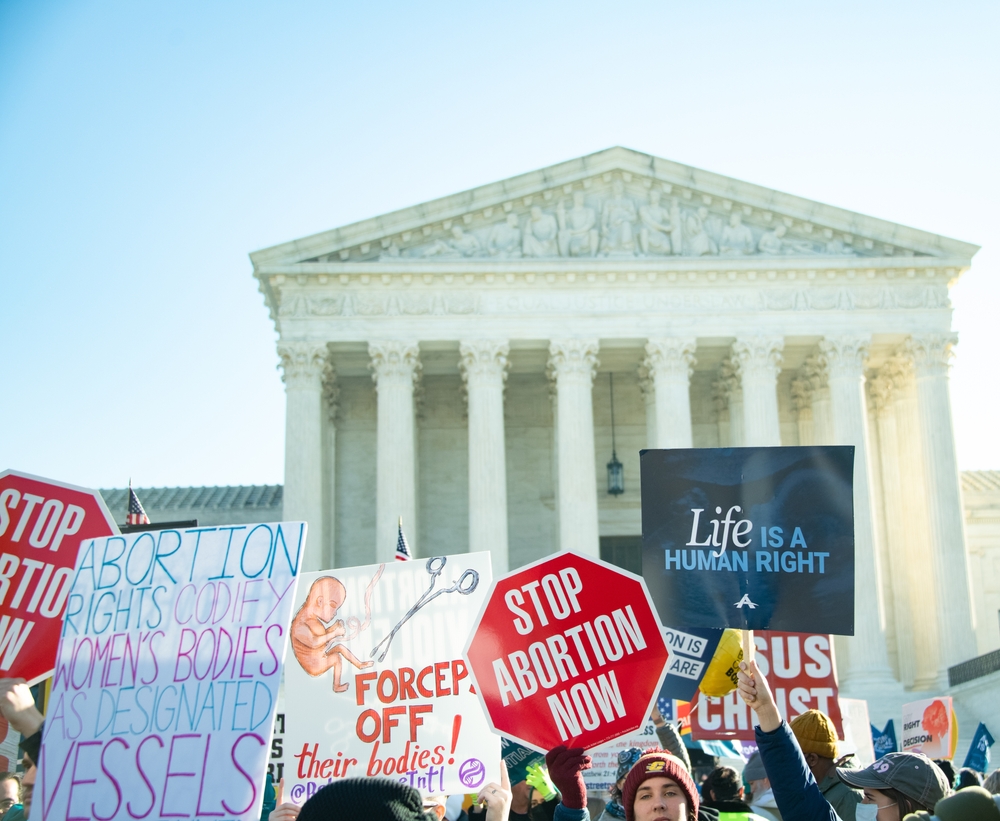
736, 659, 949, 821
742, 753, 780, 821
838, 754, 950, 820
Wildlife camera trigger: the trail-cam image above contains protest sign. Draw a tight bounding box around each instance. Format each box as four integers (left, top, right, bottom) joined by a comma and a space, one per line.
37, 521, 304, 821
659, 626, 724, 701
465, 551, 669, 753
583, 716, 663, 792
641, 447, 855, 634
902, 697, 956, 759
0, 470, 118, 683
871, 719, 898, 760
963, 722, 994, 772
283, 553, 497, 802
838, 698, 875, 767
268, 712, 286, 782
690, 631, 843, 740
501, 737, 544, 785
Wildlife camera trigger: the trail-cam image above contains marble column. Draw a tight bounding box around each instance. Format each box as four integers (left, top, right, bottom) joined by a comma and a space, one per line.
791, 357, 822, 446
370, 341, 421, 563
711, 378, 730, 448
868, 363, 917, 687
791, 378, 814, 446
322, 364, 338, 568
638, 365, 657, 448
893, 366, 941, 687
819, 337, 895, 689
278, 341, 328, 571
906, 334, 978, 673
812, 385, 833, 445
644, 338, 696, 449
733, 336, 783, 447
460, 340, 510, 575
720, 359, 744, 447
548, 339, 600, 557
882, 356, 941, 688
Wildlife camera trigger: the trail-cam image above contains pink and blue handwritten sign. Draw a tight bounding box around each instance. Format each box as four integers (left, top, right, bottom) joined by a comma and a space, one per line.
37, 522, 305, 821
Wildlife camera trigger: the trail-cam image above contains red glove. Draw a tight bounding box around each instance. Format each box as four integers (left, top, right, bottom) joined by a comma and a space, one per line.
545, 745, 592, 810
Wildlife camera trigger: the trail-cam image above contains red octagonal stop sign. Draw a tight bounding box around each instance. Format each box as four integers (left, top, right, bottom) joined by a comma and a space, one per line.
0, 470, 118, 684
464, 551, 669, 753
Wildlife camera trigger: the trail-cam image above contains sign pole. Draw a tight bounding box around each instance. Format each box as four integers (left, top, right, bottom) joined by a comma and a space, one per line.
742, 629, 754, 665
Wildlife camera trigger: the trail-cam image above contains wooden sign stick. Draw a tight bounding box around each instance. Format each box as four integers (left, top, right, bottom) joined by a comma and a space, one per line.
742, 629, 754, 665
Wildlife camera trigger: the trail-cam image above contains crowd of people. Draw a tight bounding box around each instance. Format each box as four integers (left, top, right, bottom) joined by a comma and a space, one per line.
1, 661, 997, 821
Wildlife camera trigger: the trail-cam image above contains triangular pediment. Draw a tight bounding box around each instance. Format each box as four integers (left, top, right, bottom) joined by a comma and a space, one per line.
250, 147, 978, 267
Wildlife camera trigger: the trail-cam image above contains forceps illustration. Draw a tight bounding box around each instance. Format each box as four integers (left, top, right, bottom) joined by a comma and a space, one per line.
370, 556, 479, 662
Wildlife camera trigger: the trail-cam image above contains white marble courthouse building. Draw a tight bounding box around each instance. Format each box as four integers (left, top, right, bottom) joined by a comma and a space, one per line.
249, 148, 995, 721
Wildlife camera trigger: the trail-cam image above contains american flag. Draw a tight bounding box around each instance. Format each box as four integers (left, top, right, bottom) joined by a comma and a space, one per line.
395, 518, 412, 562
127, 483, 150, 526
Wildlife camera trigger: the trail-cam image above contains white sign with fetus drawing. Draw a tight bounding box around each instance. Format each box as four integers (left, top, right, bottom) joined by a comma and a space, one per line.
282, 553, 499, 803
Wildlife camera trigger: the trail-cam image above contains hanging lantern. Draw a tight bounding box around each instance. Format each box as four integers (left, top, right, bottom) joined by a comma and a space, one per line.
607, 373, 624, 496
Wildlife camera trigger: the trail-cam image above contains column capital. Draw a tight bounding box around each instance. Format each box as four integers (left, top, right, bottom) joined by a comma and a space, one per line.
369, 341, 421, 389
790, 375, 812, 414
732, 336, 784, 381
459, 339, 510, 383
277, 341, 329, 389
866, 370, 894, 416
547, 339, 600, 385
867, 355, 912, 415
818, 336, 870, 380
904, 334, 957, 379
644, 338, 697, 381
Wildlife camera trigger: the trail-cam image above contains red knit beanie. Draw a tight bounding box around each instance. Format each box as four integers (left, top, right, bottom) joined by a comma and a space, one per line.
621, 749, 699, 821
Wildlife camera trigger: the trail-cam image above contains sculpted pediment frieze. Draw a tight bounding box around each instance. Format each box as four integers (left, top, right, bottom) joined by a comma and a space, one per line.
305, 176, 885, 264
250, 149, 978, 271
368, 179, 872, 263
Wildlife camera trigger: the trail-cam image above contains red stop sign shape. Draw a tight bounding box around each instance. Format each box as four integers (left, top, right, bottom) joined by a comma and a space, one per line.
464, 551, 669, 753
0, 470, 118, 684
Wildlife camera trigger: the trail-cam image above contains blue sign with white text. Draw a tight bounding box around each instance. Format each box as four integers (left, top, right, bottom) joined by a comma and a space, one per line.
640, 447, 855, 635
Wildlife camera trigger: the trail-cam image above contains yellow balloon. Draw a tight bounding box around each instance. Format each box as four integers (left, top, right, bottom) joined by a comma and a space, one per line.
699, 629, 744, 697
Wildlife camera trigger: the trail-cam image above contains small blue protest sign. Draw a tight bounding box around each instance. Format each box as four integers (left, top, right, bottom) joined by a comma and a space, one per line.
501, 737, 545, 785
872, 720, 897, 759
641, 447, 855, 634
963, 723, 994, 772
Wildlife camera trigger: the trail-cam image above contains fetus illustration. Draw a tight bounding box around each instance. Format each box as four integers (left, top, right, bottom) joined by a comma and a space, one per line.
291, 569, 382, 693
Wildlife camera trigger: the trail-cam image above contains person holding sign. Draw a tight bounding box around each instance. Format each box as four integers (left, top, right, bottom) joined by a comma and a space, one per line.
543, 745, 699, 821
737, 659, 950, 820
0, 680, 43, 821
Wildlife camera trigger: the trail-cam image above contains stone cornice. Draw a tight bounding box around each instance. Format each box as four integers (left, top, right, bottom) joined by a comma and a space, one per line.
255, 257, 963, 324
256, 254, 968, 279
249, 147, 980, 268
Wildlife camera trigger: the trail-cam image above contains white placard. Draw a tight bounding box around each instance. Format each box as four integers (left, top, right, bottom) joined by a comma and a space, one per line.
283, 553, 498, 804
37, 522, 305, 820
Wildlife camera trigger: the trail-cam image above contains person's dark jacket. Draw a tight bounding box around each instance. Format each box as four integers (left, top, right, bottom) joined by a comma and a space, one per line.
755, 721, 838, 821
817, 769, 861, 821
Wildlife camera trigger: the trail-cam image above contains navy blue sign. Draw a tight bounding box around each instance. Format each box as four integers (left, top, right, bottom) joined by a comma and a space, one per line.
963, 722, 994, 772
871, 720, 898, 759
658, 625, 724, 701
641, 447, 855, 635
500, 737, 545, 785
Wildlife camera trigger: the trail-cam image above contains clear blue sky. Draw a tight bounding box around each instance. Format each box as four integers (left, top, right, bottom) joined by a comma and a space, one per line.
1, 1, 997, 489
